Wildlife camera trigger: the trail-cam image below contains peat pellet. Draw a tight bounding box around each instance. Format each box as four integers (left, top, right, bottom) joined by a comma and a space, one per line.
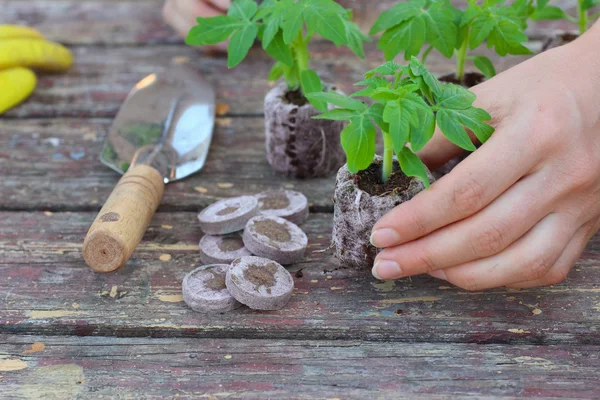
243, 215, 307, 265
198, 233, 252, 264
197, 196, 259, 234
225, 256, 294, 310
255, 190, 309, 225
182, 264, 242, 313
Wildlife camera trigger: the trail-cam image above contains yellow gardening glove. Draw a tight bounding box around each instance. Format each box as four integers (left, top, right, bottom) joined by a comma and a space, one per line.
0, 24, 73, 114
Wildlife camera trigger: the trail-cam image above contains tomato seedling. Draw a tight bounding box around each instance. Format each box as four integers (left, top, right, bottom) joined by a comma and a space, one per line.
532, 0, 599, 35
307, 58, 495, 187
370, 0, 532, 82
186, 0, 369, 106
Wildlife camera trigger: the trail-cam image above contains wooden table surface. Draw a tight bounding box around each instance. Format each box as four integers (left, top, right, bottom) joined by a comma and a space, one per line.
1, 1, 598, 399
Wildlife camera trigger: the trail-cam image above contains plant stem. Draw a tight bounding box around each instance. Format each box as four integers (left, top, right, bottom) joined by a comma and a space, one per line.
382, 132, 393, 183
292, 32, 309, 85
456, 29, 470, 82
578, 0, 588, 35
421, 45, 434, 64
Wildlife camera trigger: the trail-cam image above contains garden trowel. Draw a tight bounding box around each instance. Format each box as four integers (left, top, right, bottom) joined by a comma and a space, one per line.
83, 63, 215, 273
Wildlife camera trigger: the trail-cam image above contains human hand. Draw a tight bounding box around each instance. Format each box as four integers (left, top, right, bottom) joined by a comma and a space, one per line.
163, 0, 230, 49
370, 24, 600, 290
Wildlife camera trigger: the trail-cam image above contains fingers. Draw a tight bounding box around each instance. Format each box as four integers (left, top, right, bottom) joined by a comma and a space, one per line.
424, 213, 577, 291
507, 218, 600, 289
163, 0, 224, 39
417, 127, 465, 171
372, 172, 553, 279
371, 131, 537, 249
207, 0, 231, 11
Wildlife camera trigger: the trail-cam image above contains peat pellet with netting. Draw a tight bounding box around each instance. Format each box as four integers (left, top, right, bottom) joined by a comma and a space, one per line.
197, 196, 258, 235
243, 216, 307, 265
182, 264, 242, 313
198, 233, 252, 265
225, 256, 294, 311
255, 190, 309, 225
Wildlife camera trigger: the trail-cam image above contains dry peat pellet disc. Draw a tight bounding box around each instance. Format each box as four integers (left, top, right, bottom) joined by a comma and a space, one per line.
197, 196, 259, 234
243, 216, 307, 265
198, 233, 252, 264
225, 256, 294, 310
255, 190, 309, 225
182, 264, 242, 313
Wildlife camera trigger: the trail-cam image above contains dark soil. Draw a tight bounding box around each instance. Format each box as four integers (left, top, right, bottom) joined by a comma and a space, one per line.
253, 219, 291, 242
244, 263, 278, 287
217, 206, 238, 216
284, 89, 308, 107
439, 72, 485, 88
206, 270, 227, 290
354, 160, 411, 196
217, 235, 245, 252
259, 192, 290, 210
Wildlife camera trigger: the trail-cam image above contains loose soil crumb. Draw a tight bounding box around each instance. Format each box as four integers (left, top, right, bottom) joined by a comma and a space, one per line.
283, 88, 308, 106
206, 270, 227, 290
354, 160, 412, 196
244, 263, 278, 288
217, 235, 245, 252
259, 192, 291, 210
439, 72, 485, 88
253, 219, 291, 242
217, 206, 238, 216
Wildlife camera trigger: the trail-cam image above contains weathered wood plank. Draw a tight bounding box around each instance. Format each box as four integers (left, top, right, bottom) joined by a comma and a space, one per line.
2, 43, 535, 118
1, 212, 599, 344
0, 117, 339, 211
1, 0, 575, 46
1, 335, 598, 399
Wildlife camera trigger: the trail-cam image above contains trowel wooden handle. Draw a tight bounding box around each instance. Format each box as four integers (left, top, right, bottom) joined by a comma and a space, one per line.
83, 164, 165, 273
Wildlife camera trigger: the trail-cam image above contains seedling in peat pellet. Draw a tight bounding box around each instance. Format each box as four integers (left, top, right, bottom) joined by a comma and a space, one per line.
370, 0, 532, 83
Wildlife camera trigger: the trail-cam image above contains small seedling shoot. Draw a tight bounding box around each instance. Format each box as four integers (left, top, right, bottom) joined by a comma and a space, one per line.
370, 0, 532, 82
532, 0, 599, 35
307, 58, 495, 187
186, 0, 370, 105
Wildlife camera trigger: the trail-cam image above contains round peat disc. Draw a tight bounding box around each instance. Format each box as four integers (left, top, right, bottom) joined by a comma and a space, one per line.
198, 233, 252, 264
225, 256, 294, 310
197, 196, 259, 235
255, 190, 309, 225
243, 215, 307, 265
182, 264, 242, 313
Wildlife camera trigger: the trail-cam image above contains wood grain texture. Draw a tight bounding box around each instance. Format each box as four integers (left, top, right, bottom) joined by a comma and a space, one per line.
1, 335, 598, 399
0, 117, 339, 212
1, 212, 599, 344
83, 164, 165, 272
1, 43, 536, 119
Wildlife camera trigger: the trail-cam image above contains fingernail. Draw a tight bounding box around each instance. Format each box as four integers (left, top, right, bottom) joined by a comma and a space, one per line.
370, 228, 400, 248
372, 260, 402, 280
428, 269, 448, 281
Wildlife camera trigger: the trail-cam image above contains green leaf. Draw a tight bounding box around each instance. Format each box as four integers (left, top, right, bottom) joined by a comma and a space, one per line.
409, 57, 442, 96
436, 84, 476, 109
301, 69, 327, 112
409, 107, 435, 152
355, 76, 390, 88
303, 0, 348, 46
282, 4, 304, 44
186, 16, 244, 45
383, 100, 417, 153
473, 56, 496, 79
313, 108, 358, 120
344, 20, 370, 59
398, 147, 430, 188
422, 5, 457, 58
436, 109, 477, 151
371, 88, 400, 102
487, 19, 532, 56
369, 1, 423, 34
305, 92, 367, 111
227, 23, 259, 68
469, 17, 495, 49
364, 62, 402, 78
350, 87, 376, 97
453, 107, 495, 143
264, 31, 293, 66
228, 0, 258, 21
341, 115, 377, 173
262, 18, 280, 48
268, 62, 285, 81
378, 17, 426, 61
366, 103, 390, 132
582, 0, 600, 11
530, 5, 568, 20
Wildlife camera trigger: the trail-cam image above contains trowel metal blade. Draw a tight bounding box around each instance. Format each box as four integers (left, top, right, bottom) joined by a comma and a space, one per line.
100, 63, 216, 183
